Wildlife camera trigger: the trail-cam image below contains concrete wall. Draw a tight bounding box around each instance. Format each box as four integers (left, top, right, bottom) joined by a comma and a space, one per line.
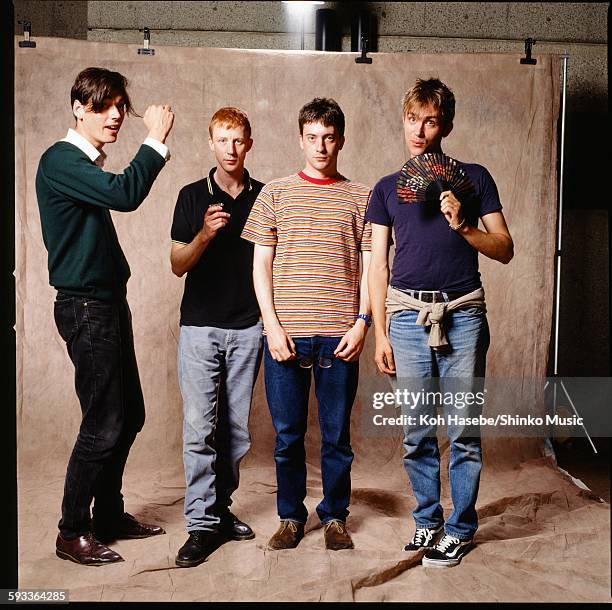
13, 1, 609, 375
14, 0, 88, 40
14, 2, 608, 109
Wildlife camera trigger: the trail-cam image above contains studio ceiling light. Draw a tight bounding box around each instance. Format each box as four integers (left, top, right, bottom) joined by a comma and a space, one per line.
282, 1, 325, 50
282, 1, 325, 9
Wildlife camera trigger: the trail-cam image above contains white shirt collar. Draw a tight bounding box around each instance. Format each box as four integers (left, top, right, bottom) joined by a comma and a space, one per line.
60, 128, 107, 167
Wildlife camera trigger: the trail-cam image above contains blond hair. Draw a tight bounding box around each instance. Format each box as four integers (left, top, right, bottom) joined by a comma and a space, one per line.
401, 78, 455, 127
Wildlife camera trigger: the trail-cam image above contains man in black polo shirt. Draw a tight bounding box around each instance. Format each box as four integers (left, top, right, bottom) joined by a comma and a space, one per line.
170, 107, 264, 567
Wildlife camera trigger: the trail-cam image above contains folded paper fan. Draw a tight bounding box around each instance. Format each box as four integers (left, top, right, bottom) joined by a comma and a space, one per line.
396, 152, 475, 204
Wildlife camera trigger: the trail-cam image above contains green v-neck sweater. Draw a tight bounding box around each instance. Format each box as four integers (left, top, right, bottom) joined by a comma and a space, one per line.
35, 142, 166, 300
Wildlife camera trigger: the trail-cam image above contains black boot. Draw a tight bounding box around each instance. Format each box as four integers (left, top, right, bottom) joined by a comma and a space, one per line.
175, 530, 224, 568
219, 510, 255, 541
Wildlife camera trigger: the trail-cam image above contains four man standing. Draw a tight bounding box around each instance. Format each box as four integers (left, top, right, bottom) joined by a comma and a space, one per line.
37, 68, 512, 569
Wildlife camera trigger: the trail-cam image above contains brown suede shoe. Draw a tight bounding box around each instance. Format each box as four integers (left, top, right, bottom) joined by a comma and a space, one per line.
56, 532, 124, 566
323, 520, 354, 550
94, 512, 166, 543
267, 520, 304, 550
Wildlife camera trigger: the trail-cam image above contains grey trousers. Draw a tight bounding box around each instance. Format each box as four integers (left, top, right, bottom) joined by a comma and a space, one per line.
178, 321, 263, 532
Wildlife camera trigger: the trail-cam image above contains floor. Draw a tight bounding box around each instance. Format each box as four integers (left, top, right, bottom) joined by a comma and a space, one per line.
18, 445, 611, 603
553, 436, 610, 503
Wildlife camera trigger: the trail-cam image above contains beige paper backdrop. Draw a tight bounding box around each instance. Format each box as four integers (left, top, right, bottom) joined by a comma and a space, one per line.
15, 38, 609, 602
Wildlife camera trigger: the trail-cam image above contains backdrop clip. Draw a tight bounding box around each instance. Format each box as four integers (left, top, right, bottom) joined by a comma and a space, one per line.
355, 34, 372, 64
520, 38, 537, 65
138, 27, 155, 56
18, 20, 36, 48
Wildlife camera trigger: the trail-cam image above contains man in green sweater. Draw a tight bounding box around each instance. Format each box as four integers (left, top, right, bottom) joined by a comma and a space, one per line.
36, 67, 174, 566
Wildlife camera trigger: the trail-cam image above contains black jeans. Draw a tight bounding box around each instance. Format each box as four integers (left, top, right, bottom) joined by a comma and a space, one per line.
53, 292, 145, 539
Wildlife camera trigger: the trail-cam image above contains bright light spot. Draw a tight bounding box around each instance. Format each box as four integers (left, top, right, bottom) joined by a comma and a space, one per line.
282, 1, 325, 15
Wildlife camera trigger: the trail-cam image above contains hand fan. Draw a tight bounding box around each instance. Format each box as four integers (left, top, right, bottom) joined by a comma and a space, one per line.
396, 152, 475, 204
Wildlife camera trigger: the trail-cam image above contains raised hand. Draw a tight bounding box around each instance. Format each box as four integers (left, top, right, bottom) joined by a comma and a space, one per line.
143, 104, 174, 143
199, 204, 230, 242
439, 190, 463, 229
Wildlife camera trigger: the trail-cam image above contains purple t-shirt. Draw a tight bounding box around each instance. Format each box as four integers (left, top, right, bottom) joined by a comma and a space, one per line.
366, 162, 502, 292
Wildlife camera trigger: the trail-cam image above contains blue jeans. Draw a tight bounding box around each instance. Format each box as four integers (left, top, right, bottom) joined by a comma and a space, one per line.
53, 293, 145, 539
179, 322, 263, 532
264, 336, 359, 524
389, 306, 489, 540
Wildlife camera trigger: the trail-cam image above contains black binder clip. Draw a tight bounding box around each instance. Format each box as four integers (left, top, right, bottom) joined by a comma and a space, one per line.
520, 38, 537, 65
355, 34, 372, 64
138, 27, 155, 56
18, 20, 36, 48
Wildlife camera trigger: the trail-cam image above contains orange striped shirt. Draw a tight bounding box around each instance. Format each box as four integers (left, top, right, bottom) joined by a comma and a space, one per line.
241, 172, 371, 337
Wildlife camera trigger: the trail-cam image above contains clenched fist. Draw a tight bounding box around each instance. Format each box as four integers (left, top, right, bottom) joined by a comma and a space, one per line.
199, 204, 230, 243
144, 104, 174, 143
439, 190, 463, 229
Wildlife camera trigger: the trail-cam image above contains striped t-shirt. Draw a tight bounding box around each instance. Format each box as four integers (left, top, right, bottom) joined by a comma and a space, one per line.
241, 172, 371, 337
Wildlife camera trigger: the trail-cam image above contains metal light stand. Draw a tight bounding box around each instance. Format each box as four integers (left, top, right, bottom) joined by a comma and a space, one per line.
545, 53, 597, 454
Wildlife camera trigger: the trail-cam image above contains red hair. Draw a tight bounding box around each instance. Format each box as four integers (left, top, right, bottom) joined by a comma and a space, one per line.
209, 107, 251, 138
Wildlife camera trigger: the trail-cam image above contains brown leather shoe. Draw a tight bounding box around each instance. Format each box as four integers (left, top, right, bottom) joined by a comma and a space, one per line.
94, 512, 166, 543
323, 520, 354, 550
56, 532, 124, 566
267, 520, 304, 550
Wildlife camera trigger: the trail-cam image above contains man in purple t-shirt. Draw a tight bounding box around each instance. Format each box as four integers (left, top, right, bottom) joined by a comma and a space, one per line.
366, 78, 514, 567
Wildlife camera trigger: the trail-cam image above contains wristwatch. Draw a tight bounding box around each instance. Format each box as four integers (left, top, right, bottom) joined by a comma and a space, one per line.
357, 313, 372, 327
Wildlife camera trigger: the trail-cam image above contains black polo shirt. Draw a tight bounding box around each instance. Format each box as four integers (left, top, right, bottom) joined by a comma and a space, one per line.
171, 168, 263, 328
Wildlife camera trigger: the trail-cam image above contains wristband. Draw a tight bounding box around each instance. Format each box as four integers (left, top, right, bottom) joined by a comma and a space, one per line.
357, 313, 371, 327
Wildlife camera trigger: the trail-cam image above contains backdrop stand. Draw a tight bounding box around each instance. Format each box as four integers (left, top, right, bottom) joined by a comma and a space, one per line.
545, 53, 598, 455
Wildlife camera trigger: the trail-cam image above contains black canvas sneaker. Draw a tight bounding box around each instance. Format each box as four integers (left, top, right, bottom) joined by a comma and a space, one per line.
403, 524, 444, 551
422, 534, 473, 567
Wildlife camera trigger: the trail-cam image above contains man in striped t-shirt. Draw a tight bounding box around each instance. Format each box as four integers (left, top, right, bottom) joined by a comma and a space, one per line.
242, 98, 372, 551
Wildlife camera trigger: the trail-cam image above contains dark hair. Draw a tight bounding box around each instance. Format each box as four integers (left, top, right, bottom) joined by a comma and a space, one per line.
70, 67, 137, 116
298, 97, 345, 137
402, 78, 455, 127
